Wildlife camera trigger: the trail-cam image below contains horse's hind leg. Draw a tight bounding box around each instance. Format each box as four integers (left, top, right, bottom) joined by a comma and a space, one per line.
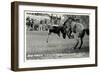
79, 38, 83, 49
78, 30, 85, 49
46, 32, 51, 43
57, 32, 60, 39
74, 38, 79, 49
58, 33, 60, 37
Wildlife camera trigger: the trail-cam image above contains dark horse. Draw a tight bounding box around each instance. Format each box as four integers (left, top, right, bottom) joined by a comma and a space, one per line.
46, 25, 67, 43
63, 17, 89, 49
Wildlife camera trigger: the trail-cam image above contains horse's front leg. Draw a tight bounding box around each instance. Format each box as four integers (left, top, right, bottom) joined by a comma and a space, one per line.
78, 38, 83, 49
74, 38, 79, 49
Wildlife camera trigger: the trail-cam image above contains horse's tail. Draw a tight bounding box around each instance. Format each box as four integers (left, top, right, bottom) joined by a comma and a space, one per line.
83, 28, 89, 35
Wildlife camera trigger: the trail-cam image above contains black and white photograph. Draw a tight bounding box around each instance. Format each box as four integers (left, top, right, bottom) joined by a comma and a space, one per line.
11, 2, 97, 71
25, 11, 89, 60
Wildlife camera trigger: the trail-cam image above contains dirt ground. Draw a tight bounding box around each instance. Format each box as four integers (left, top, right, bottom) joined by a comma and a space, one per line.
26, 31, 89, 60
